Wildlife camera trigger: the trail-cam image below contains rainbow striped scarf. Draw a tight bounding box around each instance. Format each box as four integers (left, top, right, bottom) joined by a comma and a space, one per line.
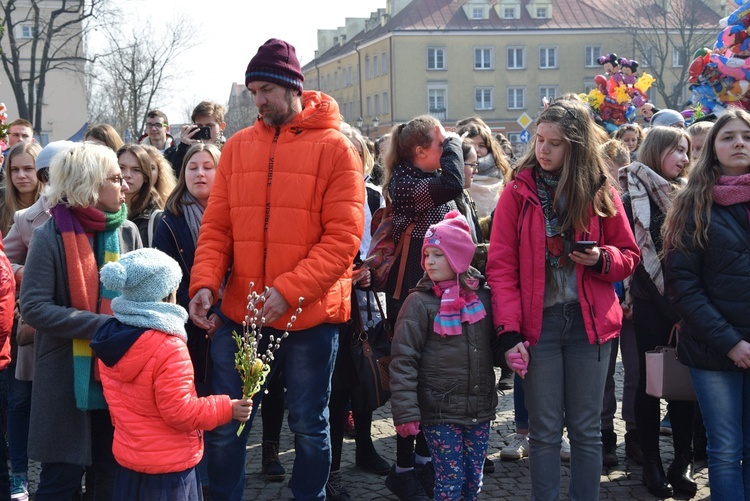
50, 203, 127, 411
431, 277, 486, 337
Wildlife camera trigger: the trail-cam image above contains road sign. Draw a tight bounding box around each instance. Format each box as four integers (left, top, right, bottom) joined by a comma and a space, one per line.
517, 112, 533, 129
519, 129, 531, 143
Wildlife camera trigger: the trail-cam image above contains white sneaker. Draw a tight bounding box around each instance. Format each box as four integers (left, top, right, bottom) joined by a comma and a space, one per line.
500, 433, 529, 461
560, 436, 571, 462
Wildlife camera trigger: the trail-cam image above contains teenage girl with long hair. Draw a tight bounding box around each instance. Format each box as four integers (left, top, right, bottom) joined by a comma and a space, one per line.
486, 99, 639, 500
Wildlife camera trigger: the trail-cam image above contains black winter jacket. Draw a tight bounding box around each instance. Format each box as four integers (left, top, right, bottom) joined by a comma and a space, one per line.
665, 202, 750, 371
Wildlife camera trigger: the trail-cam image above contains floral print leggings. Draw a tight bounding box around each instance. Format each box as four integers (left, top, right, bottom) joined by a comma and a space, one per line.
422, 422, 490, 500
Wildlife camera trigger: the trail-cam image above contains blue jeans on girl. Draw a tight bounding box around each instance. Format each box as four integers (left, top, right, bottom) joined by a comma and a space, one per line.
523, 302, 611, 501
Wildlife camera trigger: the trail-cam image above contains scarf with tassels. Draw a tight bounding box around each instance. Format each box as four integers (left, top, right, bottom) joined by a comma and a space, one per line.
713, 173, 750, 206
431, 276, 486, 336
50, 202, 128, 411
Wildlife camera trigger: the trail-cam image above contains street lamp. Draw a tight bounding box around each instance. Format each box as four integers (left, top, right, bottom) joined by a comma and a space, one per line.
372, 117, 379, 137
356, 116, 363, 130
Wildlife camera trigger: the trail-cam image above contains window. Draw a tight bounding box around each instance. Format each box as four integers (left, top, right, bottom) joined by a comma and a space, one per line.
18, 25, 35, 39
428, 87, 447, 120
585, 46, 602, 67
507, 87, 525, 109
326, 74, 332, 91
474, 47, 493, 70
672, 48, 685, 67
536, 6, 548, 17
472, 7, 484, 18
428, 48, 446, 70
366, 96, 372, 117
671, 83, 687, 104
382, 92, 389, 114
475, 87, 493, 110
502, 4, 520, 18
539, 47, 557, 69
583, 79, 596, 94
539, 86, 558, 107
334, 71, 339, 90
373, 55, 379, 77
374, 94, 381, 115
381, 52, 388, 74
507, 47, 525, 70
365, 55, 371, 79
504, 7, 516, 17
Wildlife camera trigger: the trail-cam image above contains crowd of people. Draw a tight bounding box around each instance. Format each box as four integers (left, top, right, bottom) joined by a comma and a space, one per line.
0, 35, 745, 501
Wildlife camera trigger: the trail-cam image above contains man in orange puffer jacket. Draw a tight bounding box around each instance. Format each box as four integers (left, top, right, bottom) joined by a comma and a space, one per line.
188, 38, 364, 501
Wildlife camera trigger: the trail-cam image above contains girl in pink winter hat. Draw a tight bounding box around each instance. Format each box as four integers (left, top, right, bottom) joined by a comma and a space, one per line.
389, 210, 497, 500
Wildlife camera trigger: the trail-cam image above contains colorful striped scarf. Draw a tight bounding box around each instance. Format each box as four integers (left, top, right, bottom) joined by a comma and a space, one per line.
431, 277, 486, 336
50, 202, 127, 411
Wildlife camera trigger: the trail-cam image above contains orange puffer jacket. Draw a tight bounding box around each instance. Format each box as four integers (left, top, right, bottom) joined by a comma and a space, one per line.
98, 329, 232, 474
189, 91, 365, 329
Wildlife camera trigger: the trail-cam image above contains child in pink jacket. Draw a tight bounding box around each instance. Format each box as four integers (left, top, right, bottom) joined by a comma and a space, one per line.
91, 248, 251, 500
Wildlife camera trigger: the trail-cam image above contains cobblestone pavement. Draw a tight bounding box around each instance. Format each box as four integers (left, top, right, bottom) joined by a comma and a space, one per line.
27, 359, 710, 500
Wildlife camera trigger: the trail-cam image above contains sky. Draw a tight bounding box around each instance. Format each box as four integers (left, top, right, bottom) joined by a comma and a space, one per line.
120, 0, 387, 123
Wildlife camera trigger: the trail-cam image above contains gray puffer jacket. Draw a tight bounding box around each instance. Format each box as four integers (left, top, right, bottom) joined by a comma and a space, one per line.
390, 275, 497, 426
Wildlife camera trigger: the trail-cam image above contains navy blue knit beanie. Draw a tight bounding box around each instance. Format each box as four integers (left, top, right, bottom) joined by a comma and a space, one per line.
245, 38, 304, 92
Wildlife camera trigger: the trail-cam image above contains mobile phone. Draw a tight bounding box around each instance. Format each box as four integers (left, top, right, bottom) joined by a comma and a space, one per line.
354, 255, 376, 270
191, 126, 211, 140
573, 240, 596, 253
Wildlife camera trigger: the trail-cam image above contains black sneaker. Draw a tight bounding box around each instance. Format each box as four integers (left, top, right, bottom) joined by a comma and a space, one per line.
415, 462, 435, 498
496, 370, 514, 391
355, 447, 391, 475
326, 470, 352, 501
483, 456, 495, 473
602, 429, 618, 467
385, 466, 430, 501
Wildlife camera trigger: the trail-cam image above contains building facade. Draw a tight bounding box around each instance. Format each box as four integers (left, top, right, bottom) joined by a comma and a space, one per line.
303, 0, 721, 144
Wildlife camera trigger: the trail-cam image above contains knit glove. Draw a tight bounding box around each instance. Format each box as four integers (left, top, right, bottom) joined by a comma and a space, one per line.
396, 421, 420, 438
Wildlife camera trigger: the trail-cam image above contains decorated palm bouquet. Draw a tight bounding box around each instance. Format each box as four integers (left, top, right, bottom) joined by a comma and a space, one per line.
233, 283, 303, 435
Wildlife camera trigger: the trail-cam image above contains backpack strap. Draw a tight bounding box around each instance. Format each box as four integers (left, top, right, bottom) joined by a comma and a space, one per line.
147, 209, 164, 247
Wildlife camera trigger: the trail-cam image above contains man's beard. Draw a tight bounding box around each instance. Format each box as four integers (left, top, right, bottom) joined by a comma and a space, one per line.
260, 107, 294, 127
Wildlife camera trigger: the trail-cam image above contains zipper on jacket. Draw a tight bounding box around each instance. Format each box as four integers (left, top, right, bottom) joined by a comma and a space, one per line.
263, 127, 281, 276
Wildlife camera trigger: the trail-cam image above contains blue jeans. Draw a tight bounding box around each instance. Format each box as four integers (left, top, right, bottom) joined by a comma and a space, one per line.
205, 319, 338, 501
523, 302, 611, 501
6, 364, 31, 476
690, 367, 750, 501
513, 373, 529, 430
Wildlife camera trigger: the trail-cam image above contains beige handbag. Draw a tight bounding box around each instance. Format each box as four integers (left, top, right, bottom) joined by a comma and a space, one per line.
645, 324, 697, 401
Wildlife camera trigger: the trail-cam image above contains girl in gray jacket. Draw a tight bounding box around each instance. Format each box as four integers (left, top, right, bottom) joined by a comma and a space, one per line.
390, 211, 497, 500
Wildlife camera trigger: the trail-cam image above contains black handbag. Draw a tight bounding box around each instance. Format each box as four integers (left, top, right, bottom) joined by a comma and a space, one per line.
351, 291, 392, 412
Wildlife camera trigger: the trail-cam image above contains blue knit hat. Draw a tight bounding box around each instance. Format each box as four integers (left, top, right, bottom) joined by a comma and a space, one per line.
100, 248, 182, 303
36, 140, 77, 172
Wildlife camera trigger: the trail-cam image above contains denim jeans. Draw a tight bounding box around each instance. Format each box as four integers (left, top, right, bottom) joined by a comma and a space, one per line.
6, 362, 31, 476
690, 367, 750, 501
205, 319, 338, 501
523, 302, 611, 501
513, 373, 529, 430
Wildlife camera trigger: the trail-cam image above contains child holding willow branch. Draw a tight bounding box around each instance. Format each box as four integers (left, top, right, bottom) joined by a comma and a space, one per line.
91, 248, 252, 499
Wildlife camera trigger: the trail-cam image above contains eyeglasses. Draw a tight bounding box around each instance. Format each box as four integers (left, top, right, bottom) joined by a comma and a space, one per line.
145, 123, 169, 130
106, 175, 125, 186
464, 162, 479, 171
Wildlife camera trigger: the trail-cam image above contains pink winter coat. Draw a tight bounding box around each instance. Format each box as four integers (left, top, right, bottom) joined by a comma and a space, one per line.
485, 168, 639, 346
97, 328, 232, 474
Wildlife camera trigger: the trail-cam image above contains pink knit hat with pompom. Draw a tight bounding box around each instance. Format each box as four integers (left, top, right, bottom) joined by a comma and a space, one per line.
421, 210, 475, 274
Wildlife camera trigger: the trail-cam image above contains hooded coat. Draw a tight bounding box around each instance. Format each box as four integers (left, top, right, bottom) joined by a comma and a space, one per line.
189, 90, 364, 329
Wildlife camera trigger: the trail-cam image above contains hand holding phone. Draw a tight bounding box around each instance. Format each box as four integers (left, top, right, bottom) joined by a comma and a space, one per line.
354, 255, 376, 270
573, 240, 596, 253
190, 126, 212, 141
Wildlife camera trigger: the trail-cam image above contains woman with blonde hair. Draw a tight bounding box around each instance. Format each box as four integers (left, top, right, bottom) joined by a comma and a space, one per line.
84, 124, 124, 152
20, 142, 141, 499
0, 142, 43, 236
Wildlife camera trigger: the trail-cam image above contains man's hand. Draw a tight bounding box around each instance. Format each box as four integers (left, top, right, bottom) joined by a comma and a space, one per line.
352, 266, 371, 289
256, 287, 290, 325
728, 340, 750, 369
189, 288, 214, 330
206, 312, 224, 340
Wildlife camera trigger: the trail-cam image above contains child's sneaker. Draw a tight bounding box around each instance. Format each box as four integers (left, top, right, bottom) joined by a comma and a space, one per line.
10, 474, 28, 501
500, 433, 529, 461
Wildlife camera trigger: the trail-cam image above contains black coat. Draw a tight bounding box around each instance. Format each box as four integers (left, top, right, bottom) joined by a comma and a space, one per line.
665, 202, 750, 371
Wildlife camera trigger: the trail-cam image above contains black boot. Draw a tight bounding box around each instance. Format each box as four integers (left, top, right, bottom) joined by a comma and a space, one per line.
624, 430, 644, 465
355, 446, 391, 475
642, 459, 674, 498
667, 454, 698, 498
261, 440, 286, 482
602, 429, 619, 467
325, 470, 352, 501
